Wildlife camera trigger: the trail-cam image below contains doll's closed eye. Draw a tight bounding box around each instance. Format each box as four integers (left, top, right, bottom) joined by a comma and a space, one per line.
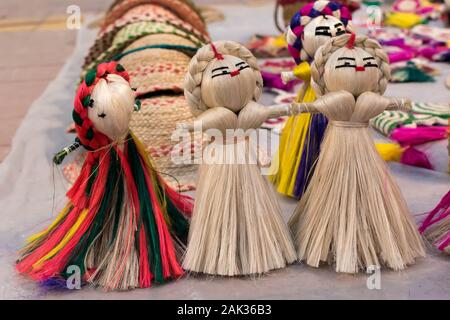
334, 23, 346, 36
363, 57, 378, 67
335, 57, 356, 69
211, 66, 230, 78
315, 26, 332, 37
235, 62, 250, 71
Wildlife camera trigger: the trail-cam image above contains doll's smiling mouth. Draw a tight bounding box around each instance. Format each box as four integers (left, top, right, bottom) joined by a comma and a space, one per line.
98, 112, 106, 118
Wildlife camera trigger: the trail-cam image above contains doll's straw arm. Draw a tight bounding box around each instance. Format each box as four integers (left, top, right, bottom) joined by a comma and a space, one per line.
265, 104, 291, 119
53, 139, 81, 164
266, 102, 320, 118
290, 102, 320, 115
178, 107, 237, 133
384, 97, 412, 112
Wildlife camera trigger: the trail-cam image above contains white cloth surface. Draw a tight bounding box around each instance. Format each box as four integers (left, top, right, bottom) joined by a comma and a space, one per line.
0, 4, 449, 299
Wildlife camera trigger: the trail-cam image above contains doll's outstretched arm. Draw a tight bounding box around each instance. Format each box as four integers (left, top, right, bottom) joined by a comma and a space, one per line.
178, 107, 237, 133
265, 101, 320, 117
384, 97, 412, 112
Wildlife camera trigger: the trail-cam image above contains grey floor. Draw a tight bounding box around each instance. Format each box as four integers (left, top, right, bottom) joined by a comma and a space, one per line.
0, 2, 449, 299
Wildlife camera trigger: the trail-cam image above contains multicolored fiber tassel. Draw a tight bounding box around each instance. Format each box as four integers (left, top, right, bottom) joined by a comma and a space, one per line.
16, 62, 193, 291
419, 191, 450, 254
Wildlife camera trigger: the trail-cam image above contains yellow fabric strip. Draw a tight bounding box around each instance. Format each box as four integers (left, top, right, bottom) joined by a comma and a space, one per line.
26, 204, 72, 243
293, 61, 311, 81
271, 78, 316, 197
32, 208, 89, 269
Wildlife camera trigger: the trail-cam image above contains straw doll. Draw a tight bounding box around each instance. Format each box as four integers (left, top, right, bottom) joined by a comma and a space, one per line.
269, 0, 352, 198
288, 34, 426, 273
16, 62, 193, 290
181, 41, 296, 276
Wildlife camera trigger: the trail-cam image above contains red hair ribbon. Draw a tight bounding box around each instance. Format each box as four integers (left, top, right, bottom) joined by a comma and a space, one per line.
210, 43, 224, 60
346, 33, 356, 49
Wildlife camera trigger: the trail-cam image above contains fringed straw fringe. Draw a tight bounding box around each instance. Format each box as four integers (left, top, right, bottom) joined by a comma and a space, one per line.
183, 140, 296, 276
290, 125, 426, 273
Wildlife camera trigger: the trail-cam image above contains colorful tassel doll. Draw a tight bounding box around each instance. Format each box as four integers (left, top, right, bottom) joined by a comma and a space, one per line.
288, 34, 426, 273
419, 191, 450, 254
181, 41, 297, 276
269, 0, 352, 198
16, 62, 193, 290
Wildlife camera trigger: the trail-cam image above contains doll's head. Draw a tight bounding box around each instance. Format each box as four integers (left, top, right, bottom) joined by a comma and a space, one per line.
184, 41, 263, 115
286, 0, 352, 64
73, 62, 136, 150
89, 73, 135, 142
311, 34, 390, 97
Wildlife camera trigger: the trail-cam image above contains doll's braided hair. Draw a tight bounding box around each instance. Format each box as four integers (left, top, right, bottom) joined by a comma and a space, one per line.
286, 0, 352, 64
73, 61, 130, 151
183, 41, 263, 116
310, 34, 391, 96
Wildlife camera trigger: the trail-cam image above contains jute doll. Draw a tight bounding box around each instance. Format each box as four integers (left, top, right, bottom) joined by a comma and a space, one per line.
288, 34, 425, 273
269, 0, 352, 198
16, 62, 193, 290
182, 41, 296, 276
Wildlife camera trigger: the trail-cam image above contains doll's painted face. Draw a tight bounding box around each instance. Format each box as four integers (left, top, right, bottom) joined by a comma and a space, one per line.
302, 15, 346, 58
201, 55, 257, 113
89, 74, 135, 142
323, 47, 380, 96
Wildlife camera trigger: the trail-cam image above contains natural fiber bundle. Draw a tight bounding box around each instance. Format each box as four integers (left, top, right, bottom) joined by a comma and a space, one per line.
130, 95, 201, 191
101, 0, 207, 36
182, 41, 296, 276
269, 1, 353, 198
419, 191, 450, 254
83, 21, 204, 72
289, 34, 425, 273
17, 62, 193, 290
119, 47, 192, 95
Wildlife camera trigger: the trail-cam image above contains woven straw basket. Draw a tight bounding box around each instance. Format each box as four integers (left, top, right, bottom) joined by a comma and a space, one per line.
83, 21, 204, 74
130, 94, 202, 191
101, 0, 207, 36
118, 34, 198, 95
84, 17, 206, 70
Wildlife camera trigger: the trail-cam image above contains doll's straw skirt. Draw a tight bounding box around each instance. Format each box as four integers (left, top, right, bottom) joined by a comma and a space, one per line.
183, 141, 297, 275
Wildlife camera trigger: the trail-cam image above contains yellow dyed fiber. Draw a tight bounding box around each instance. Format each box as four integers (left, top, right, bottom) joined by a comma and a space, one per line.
269, 61, 316, 197
384, 12, 423, 29
26, 204, 72, 243
32, 208, 89, 269
375, 142, 404, 162
272, 34, 287, 48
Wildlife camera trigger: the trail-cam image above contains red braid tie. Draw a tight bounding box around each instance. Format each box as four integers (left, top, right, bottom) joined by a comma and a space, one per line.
210, 43, 224, 60
346, 33, 356, 49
